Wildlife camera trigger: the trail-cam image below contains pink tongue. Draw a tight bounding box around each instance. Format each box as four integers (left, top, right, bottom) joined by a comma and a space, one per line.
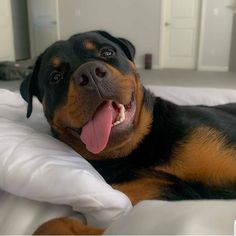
80, 101, 115, 154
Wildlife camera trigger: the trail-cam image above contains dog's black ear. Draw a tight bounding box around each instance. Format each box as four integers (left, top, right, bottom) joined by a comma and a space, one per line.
20, 55, 42, 118
117, 37, 136, 62
96, 31, 136, 61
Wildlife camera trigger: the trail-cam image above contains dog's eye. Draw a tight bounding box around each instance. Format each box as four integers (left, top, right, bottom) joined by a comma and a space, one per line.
49, 71, 63, 84
100, 48, 116, 58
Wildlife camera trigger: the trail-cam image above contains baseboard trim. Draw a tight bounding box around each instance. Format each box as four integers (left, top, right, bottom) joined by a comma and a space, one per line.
198, 66, 229, 72
136, 64, 160, 70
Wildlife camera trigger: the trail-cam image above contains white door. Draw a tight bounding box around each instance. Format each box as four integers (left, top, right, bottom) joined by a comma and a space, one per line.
28, 0, 59, 57
161, 0, 200, 69
0, 0, 15, 61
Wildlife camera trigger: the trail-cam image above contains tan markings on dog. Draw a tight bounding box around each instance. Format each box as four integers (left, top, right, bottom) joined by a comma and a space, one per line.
133, 77, 144, 126
113, 176, 169, 205
50, 56, 61, 68
50, 80, 102, 159
129, 60, 137, 71
106, 64, 136, 103
52, 81, 92, 129
34, 217, 104, 235
94, 64, 153, 157
128, 60, 144, 126
157, 127, 236, 186
84, 39, 96, 50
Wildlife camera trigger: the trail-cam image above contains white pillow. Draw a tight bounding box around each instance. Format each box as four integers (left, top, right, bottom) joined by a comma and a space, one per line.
0, 89, 132, 227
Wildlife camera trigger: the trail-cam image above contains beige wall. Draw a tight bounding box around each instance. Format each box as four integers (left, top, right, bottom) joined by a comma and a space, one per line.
58, 0, 162, 68
57, 0, 233, 70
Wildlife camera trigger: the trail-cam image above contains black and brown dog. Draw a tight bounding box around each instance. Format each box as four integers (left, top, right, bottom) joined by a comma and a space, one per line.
20, 31, 236, 234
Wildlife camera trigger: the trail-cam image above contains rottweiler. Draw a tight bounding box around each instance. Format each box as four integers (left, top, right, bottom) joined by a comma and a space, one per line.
20, 31, 236, 235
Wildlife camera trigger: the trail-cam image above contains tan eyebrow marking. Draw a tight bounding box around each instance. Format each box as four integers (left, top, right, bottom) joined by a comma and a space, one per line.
84, 39, 96, 50
51, 56, 61, 68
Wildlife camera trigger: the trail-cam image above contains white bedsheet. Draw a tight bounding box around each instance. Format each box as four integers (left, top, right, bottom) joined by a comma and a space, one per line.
105, 200, 236, 235
1, 85, 236, 235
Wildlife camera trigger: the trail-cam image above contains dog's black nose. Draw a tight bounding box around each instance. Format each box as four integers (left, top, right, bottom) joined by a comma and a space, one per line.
74, 62, 109, 88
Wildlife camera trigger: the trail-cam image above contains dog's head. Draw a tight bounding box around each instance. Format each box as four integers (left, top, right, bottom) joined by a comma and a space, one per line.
20, 31, 154, 159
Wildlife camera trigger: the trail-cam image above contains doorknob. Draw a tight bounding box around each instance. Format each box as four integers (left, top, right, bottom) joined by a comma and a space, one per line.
165, 22, 171, 26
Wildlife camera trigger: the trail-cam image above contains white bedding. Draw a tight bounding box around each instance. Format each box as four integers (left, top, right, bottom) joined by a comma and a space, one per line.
105, 200, 236, 235
1, 85, 236, 235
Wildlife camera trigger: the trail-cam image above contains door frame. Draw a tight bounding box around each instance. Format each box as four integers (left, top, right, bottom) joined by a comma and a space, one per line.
197, 0, 207, 71
7, 0, 15, 61
0, 0, 15, 61
27, 0, 61, 58
159, 0, 203, 70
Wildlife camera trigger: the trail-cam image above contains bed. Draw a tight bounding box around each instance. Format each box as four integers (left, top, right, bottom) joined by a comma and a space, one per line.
1, 85, 236, 235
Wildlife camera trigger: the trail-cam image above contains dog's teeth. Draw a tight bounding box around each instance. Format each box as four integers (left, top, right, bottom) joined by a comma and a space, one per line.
113, 121, 120, 126
117, 103, 126, 111
112, 103, 126, 127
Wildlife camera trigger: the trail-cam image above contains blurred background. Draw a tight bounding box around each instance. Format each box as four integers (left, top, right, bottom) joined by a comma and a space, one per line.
0, 0, 236, 89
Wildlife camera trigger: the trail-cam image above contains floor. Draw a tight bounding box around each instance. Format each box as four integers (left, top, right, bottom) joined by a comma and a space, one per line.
138, 69, 236, 89
0, 69, 236, 92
